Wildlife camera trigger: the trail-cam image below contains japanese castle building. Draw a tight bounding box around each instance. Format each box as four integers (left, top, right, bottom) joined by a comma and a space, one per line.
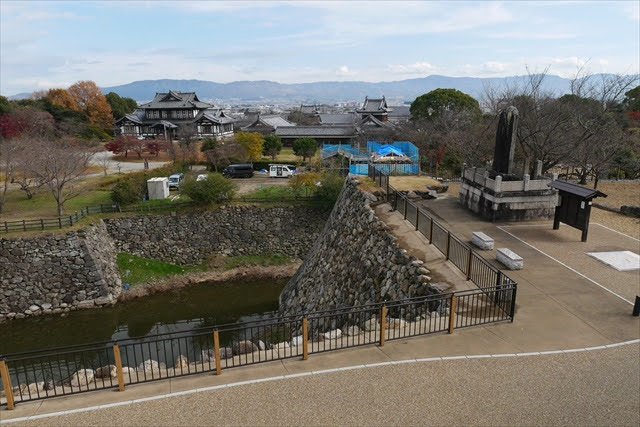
115, 91, 235, 139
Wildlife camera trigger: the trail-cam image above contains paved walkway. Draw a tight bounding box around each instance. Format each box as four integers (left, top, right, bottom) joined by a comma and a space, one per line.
2, 194, 639, 425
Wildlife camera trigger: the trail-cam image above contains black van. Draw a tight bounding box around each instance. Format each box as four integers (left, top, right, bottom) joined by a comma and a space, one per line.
222, 164, 254, 178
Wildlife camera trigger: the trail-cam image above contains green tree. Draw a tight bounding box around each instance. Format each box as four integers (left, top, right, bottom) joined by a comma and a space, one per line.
105, 92, 138, 120
262, 134, 283, 160
292, 137, 317, 161
235, 131, 264, 161
180, 173, 236, 205
315, 172, 344, 208
410, 88, 481, 121
0, 95, 14, 115
200, 136, 219, 152
623, 86, 640, 112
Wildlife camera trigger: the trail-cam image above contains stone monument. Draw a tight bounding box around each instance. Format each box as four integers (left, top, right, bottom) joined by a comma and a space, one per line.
458, 106, 558, 221
492, 106, 519, 175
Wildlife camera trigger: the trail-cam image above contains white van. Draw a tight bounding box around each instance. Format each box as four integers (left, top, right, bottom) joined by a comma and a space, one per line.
269, 164, 295, 178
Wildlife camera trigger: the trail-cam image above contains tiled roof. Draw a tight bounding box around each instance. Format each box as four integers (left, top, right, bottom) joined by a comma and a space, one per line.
115, 109, 145, 125
387, 105, 410, 117
139, 91, 215, 109
319, 113, 357, 125
241, 115, 293, 131
357, 96, 388, 113
359, 114, 395, 128
275, 126, 355, 138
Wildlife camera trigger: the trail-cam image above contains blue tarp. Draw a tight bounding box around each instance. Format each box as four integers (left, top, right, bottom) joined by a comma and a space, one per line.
376, 145, 404, 157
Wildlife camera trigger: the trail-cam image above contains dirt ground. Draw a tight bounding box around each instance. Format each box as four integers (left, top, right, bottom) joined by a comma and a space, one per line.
232, 174, 291, 194
591, 181, 640, 208
389, 175, 442, 191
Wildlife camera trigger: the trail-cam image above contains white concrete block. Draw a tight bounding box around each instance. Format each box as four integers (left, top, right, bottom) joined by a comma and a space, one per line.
471, 231, 494, 250
587, 251, 639, 271
496, 248, 523, 270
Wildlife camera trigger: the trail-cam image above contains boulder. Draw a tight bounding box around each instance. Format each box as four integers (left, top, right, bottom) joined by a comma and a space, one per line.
201, 349, 215, 362
363, 318, 380, 331
322, 329, 342, 340
27, 382, 44, 396
220, 347, 233, 359
290, 335, 304, 346
137, 360, 160, 373
69, 369, 95, 387
256, 340, 266, 351
343, 325, 361, 336
174, 355, 189, 369
273, 342, 290, 350
386, 318, 406, 330
232, 340, 258, 355
95, 365, 117, 379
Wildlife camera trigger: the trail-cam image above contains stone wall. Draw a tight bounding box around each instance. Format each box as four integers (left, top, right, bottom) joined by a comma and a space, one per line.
104, 206, 329, 265
0, 221, 122, 321
279, 177, 436, 316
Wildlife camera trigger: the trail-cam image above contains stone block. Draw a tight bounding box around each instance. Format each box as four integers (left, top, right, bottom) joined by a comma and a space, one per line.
471, 232, 494, 250
496, 248, 523, 270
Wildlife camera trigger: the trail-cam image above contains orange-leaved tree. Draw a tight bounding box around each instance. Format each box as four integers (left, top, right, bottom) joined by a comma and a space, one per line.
68, 80, 114, 132
47, 88, 80, 111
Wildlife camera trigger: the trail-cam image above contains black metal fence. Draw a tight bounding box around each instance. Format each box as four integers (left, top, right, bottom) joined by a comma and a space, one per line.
0, 197, 318, 235
0, 285, 515, 408
368, 164, 517, 291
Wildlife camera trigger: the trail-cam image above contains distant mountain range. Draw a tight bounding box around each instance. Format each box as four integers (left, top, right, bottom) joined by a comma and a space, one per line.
5, 74, 616, 103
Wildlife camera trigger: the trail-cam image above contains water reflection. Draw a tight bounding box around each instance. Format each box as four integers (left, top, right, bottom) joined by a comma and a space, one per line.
1, 279, 286, 356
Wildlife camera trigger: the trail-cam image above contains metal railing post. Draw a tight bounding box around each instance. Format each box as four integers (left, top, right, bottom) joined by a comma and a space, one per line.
448, 295, 457, 334
403, 198, 407, 219
510, 286, 517, 322
113, 344, 125, 392
429, 218, 433, 243
379, 306, 387, 347
302, 318, 309, 360
445, 231, 451, 260
0, 359, 16, 410
213, 330, 221, 376
415, 207, 419, 230
466, 249, 473, 280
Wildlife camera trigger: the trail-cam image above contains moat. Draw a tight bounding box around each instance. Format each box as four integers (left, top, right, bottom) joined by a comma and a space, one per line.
0, 278, 286, 356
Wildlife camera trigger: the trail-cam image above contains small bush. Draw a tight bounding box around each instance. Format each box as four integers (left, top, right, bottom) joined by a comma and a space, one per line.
180, 172, 236, 205
315, 172, 344, 207
110, 165, 178, 205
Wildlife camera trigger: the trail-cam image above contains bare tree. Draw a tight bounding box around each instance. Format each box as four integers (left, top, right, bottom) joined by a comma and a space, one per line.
0, 138, 19, 214
31, 139, 93, 216
570, 64, 639, 110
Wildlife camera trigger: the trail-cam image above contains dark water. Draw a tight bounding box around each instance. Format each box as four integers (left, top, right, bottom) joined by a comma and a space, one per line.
0, 279, 286, 356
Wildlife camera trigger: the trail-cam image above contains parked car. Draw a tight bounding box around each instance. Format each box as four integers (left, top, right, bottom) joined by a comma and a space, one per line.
269, 164, 296, 178
196, 174, 208, 182
168, 173, 184, 190
222, 164, 254, 178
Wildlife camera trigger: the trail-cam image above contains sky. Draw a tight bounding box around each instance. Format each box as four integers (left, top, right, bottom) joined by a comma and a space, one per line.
1, 0, 638, 96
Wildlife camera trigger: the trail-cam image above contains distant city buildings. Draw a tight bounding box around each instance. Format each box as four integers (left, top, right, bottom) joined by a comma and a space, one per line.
115, 92, 410, 144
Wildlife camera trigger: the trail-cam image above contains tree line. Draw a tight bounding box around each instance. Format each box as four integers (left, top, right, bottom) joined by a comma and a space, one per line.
0, 80, 138, 216
396, 69, 640, 186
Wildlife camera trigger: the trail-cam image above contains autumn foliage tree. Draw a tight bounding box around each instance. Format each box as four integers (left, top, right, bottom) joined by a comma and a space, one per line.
47, 88, 80, 111
68, 81, 113, 133
235, 131, 264, 161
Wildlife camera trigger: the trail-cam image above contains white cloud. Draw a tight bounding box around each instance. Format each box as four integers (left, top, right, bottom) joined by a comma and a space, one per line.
387, 62, 436, 75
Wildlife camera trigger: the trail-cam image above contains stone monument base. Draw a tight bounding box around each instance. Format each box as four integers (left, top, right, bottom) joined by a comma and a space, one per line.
459, 167, 558, 222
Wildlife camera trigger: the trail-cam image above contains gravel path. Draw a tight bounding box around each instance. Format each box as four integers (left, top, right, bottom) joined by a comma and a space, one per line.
12, 344, 639, 426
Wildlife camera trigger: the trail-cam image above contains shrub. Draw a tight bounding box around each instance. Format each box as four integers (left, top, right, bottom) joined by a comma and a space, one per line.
289, 171, 322, 197
292, 137, 318, 161
110, 165, 179, 205
180, 172, 236, 205
315, 172, 344, 207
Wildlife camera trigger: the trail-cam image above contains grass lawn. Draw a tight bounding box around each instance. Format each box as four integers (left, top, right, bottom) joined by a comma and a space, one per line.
242, 186, 301, 199
116, 253, 206, 286
117, 252, 295, 287
259, 147, 321, 163
1, 183, 112, 220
